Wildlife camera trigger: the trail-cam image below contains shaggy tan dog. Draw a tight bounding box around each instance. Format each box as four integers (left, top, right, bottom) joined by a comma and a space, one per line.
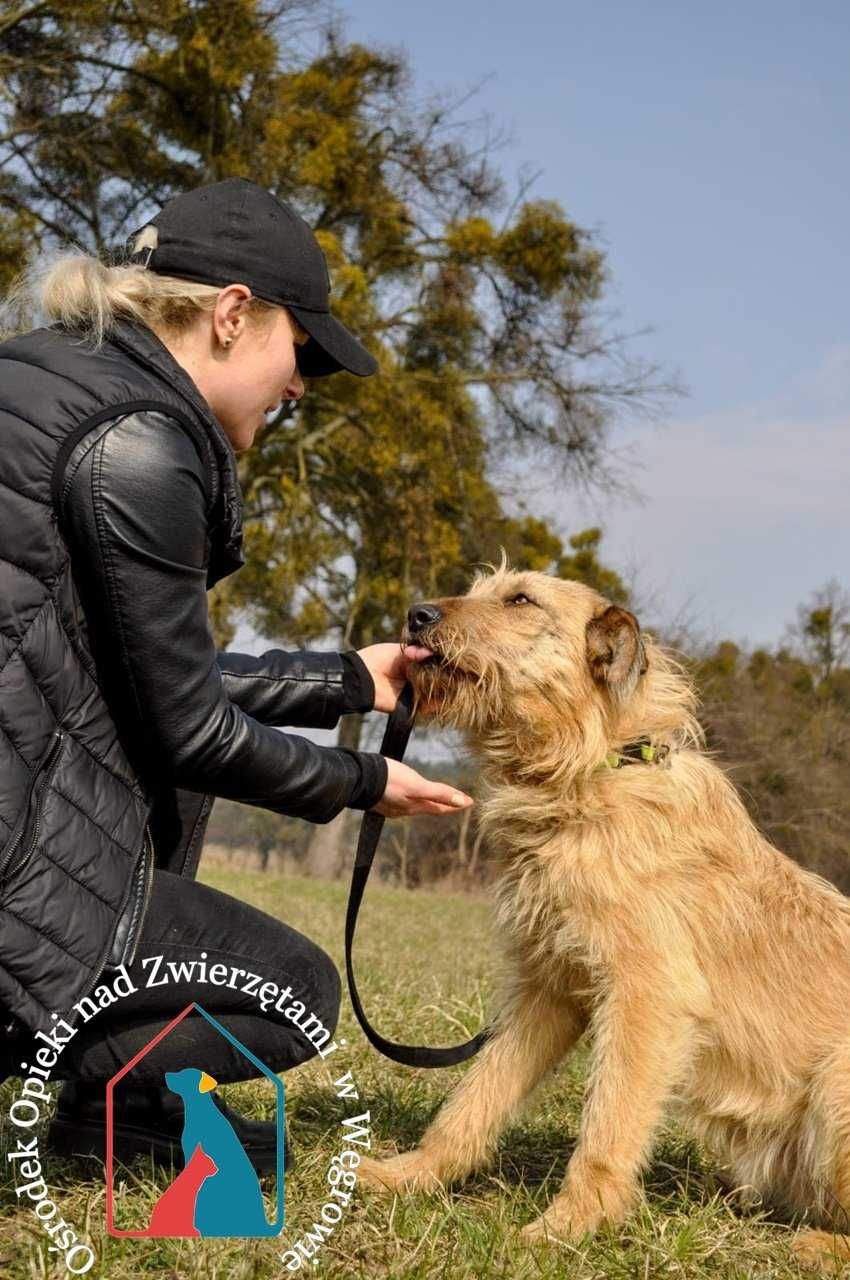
356, 557, 850, 1272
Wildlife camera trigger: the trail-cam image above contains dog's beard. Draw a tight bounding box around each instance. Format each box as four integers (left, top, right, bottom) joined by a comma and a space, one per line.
409, 652, 466, 723
409, 648, 507, 734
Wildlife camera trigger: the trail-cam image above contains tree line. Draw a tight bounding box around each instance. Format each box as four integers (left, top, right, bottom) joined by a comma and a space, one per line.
207, 553, 850, 894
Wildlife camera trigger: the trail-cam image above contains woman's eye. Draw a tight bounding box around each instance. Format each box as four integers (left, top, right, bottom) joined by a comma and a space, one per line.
506, 593, 533, 606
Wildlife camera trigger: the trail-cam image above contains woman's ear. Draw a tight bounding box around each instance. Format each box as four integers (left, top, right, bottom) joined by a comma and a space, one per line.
586, 604, 648, 701
213, 283, 253, 348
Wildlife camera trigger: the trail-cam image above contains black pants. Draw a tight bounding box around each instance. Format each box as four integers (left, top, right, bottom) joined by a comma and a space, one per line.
52, 819, 342, 1085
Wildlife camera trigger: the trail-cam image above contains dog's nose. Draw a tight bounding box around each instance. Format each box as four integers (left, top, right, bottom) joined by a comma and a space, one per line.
407, 602, 443, 633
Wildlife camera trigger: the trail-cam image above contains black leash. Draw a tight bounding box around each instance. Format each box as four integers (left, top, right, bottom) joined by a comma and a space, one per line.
344, 680, 495, 1067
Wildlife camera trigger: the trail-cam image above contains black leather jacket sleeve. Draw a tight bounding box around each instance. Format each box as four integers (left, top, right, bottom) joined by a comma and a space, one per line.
60, 410, 388, 820
215, 646, 376, 727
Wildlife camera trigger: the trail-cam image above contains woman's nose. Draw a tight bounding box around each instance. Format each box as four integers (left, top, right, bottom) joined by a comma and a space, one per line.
285, 368, 305, 400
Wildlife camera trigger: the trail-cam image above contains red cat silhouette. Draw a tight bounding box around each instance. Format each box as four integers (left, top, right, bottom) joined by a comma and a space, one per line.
148, 1143, 218, 1237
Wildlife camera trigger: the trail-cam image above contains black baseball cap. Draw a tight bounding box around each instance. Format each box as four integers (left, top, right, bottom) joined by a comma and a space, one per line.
126, 178, 378, 378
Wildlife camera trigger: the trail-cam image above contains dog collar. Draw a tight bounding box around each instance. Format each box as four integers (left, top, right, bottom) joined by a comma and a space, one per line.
600, 737, 670, 770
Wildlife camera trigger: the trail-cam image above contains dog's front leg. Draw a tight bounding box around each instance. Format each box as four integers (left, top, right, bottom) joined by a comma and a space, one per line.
358, 976, 586, 1195
521, 983, 691, 1245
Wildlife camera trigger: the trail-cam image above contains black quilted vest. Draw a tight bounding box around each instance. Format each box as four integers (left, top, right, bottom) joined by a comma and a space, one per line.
0, 318, 244, 1035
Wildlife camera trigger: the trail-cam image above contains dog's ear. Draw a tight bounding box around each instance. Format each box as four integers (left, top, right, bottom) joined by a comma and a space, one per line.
586, 605, 648, 700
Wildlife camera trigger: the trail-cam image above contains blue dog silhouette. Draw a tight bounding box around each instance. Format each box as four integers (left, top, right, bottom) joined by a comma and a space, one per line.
164, 1067, 269, 1237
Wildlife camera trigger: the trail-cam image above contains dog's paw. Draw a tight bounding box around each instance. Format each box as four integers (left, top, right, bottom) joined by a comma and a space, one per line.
792, 1230, 850, 1274
519, 1211, 584, 1246
357, 1150, 444, 1196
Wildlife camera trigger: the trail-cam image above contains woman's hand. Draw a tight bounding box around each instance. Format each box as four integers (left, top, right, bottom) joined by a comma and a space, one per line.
356, 643, 473, 817
370, 758, 474, 817
356, 641, 433, 714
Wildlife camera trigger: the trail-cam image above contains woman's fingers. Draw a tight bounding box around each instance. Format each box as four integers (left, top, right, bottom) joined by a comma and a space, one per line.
370, 759, 474, 818
380, 794, 474, 818
409, 780, 473, 813
416, 798, 472, 816
437, 788, 471, 808
406, 795, 471, 816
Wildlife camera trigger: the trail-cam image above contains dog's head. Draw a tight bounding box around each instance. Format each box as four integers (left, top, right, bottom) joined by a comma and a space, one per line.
402, 554, 693, 774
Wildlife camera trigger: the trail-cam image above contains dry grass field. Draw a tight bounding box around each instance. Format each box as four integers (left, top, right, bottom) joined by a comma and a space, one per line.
0, 863, 822, 1279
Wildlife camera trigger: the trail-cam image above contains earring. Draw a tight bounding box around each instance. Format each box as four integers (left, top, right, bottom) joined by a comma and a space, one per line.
223, 337, 233, 347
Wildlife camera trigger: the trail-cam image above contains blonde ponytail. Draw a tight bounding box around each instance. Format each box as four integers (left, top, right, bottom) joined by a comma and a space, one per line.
3, 227, 278, 346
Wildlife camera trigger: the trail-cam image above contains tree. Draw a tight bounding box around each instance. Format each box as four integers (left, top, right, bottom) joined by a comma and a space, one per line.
555, 526, 629, 604
246, 808, 286, 871
784, 580, 850, 683
1, 1, 677, 875
695, 634, 850, 892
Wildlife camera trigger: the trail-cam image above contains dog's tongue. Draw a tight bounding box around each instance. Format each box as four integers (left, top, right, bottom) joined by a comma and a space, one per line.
403, 644, 434, 662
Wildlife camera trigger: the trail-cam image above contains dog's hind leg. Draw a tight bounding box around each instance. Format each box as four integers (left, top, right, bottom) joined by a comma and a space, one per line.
358, 972, 586, 1195
793, 1043, 850, 1275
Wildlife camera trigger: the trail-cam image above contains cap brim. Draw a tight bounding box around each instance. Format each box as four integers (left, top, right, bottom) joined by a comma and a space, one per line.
289, 306, 378, 378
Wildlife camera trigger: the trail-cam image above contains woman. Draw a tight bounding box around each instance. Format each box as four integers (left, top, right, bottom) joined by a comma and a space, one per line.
0, 178, 472, 1172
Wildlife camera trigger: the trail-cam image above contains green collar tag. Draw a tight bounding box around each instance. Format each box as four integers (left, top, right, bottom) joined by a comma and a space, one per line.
599, 739, 669, 771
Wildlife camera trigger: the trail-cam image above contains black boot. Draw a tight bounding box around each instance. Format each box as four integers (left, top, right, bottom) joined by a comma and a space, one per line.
47, 1080, 292, 1176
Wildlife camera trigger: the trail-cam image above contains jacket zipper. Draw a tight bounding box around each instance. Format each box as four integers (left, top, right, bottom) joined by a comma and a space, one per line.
0, 729, 64, 884
120, 824, 155, 968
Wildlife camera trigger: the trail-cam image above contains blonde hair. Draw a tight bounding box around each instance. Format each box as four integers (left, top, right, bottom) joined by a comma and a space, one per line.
4, 225, 281, 347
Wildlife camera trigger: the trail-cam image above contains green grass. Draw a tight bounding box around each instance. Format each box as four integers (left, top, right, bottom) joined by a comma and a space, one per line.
0, 865, 813, 1278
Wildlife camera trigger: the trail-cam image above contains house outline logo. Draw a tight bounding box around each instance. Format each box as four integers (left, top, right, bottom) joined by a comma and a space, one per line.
105, 1002, 285, 1238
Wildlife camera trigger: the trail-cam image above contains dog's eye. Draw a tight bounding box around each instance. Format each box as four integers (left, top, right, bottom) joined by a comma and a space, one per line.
506, 593, 534, 606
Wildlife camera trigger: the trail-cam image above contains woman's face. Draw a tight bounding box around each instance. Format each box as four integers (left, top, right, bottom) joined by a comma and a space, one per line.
167, 285, 311, 454
212, 301, 310, 453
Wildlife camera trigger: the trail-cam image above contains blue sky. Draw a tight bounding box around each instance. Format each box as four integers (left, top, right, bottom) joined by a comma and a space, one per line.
236, 1, 848, 749
335, 0, 849, 647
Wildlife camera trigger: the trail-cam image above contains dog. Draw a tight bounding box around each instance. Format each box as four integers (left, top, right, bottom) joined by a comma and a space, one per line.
356, 556, 850, 1273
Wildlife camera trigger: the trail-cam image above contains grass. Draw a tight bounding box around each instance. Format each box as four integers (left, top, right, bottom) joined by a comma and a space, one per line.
0, 863, 815, 1278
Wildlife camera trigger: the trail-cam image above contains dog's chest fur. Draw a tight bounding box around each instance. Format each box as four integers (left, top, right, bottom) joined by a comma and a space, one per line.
489, 836, 601, 999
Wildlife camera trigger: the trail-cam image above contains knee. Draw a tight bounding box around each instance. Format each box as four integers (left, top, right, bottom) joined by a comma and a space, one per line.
271, 949, 340, 1072
311, 945, 342, 1039
291, 935, 341, 1034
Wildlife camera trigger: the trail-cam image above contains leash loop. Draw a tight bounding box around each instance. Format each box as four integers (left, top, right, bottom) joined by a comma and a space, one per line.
344, 680, 494, 1067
